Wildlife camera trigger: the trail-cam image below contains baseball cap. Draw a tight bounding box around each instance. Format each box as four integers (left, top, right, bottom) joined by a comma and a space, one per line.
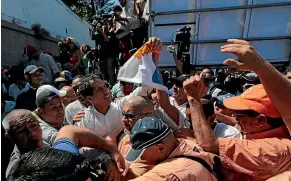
241, 72, 260, 83
60, 70, 72, 82
24, 65, 45, 75
223, 84, 280, 118
212, 93, 235, 107
125, 117, 171, 163
23, 45, 37, 57
170, 74, 190, 86
36, 85, 67, 107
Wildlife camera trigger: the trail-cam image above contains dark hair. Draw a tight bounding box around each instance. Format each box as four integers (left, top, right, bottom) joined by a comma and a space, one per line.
266, 117, 285, 129
202, 67, 214, 76
201, 99, 215, 120
79, 74, 102, 98
113, 5, 122, 12
7, 148, 90, 181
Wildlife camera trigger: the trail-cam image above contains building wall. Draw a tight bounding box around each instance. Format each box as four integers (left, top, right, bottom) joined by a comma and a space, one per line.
1, 20, 60, 66
1, 0, 94, 47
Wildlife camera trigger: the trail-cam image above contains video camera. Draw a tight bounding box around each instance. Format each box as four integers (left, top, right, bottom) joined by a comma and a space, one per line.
91, 14, 114, 43
173, 26, 192, 74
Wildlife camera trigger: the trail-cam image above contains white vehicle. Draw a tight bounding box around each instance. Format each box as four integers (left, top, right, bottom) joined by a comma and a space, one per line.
149, 0, 291, 69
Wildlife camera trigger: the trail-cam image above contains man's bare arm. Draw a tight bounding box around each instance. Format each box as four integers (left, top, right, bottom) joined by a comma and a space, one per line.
183, 75, 219, 154
221, 39, 291, 133
215, 112, 237, 126
156, 90, 180, 125
55, 125, 125, 172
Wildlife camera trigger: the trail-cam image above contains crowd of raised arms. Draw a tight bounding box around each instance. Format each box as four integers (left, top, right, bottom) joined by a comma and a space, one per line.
1, 0, 291, 181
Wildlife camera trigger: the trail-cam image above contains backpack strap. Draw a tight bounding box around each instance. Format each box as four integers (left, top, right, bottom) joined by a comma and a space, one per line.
171, 155, 219, 180
116, 130, 127, 146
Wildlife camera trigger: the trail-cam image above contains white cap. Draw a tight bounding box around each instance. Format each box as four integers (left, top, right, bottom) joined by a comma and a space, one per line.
36, 85, 66, 107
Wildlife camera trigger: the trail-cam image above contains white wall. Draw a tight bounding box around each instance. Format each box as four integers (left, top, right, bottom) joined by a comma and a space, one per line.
1, 0, 95, 47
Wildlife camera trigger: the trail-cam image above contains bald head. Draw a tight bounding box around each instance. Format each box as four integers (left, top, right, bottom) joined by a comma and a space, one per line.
3, 109, 33, 132
61, 86, 77, 106
61, 86, 73, 92
124, 96, 154, 112
3, 109, 43, 153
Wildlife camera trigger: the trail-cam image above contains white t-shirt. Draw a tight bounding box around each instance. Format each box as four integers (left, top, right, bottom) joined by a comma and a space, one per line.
121, 0, 141, 30
213, 121, 241, 138
8, 83, 30, 100
169, 97, 189, 128
76, 85, 153, 137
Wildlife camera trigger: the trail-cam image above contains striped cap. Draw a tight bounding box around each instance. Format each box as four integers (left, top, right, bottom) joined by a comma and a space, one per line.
125, 117, 171, 163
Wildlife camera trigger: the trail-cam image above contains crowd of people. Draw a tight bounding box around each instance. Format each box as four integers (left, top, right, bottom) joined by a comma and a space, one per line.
1, 0, 291, 180
2, 35, 291, 181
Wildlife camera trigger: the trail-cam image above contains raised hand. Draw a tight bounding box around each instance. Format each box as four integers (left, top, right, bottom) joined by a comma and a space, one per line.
221, 39, 264, 72
183, 74, 205, 101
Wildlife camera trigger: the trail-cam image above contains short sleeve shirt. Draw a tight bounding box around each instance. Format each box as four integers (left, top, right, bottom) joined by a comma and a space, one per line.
53, 138, 79, 155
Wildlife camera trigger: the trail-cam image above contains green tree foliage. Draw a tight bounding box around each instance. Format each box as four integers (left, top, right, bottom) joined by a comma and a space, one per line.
62, 0, 115, 20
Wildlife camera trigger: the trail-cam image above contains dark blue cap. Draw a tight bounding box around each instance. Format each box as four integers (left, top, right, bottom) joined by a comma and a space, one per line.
212, 93, 235, 107
125, 117, 170, 163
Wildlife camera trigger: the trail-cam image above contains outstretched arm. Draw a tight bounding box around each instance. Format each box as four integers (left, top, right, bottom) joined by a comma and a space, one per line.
221, 39, 291, 133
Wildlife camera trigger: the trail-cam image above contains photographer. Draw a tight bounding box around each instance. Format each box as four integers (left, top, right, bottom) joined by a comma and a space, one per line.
91, 18, 119, 88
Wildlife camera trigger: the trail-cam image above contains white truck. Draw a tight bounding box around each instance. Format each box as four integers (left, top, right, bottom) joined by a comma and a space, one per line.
148, 0, 291, 69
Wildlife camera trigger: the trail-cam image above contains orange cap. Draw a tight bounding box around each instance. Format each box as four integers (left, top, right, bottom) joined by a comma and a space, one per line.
223, 84, 281, 118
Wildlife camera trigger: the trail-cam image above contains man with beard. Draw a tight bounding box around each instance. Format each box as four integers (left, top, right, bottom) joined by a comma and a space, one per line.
75, 37, 163, 137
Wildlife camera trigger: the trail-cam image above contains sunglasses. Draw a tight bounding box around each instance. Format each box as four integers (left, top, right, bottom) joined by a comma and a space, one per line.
287, 76, 291, 79
233, 110, 259, 118
122, 111, 152, 119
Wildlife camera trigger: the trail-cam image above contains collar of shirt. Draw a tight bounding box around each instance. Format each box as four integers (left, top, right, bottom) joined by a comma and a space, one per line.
30, 86, 37, 90
245, 125, 291, 140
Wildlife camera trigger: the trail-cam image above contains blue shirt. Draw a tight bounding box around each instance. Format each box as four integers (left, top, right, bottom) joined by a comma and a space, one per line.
52, 138, 80, 155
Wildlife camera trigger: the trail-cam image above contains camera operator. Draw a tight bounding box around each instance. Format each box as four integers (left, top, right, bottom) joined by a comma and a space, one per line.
91, 18, 119, 88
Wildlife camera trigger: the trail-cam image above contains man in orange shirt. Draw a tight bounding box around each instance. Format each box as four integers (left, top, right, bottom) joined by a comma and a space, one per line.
125, 117, 217, 181
183, 39, 291, 181
106, 96, 178, 178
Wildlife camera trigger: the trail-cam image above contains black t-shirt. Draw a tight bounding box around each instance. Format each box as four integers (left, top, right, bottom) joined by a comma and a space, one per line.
101, 31, 119, 57
15, 87, 37, 111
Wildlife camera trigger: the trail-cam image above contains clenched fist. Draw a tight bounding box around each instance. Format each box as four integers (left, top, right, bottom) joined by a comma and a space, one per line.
183, 74, 205, 101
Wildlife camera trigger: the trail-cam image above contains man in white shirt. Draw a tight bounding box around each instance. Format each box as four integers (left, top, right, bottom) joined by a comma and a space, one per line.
75, 76, 154, 137
75, 37, 162, 137
23, 45, 60, 84
156, 74, 190, 128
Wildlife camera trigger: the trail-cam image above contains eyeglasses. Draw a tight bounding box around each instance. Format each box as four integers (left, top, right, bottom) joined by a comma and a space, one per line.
287, 76, 291, 79
233, 110, 259, 118
122, 111, 152, 119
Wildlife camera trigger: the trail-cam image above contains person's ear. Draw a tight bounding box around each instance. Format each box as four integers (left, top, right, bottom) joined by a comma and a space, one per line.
254, 114, 267, 127
37, 108, 44, 117
156, 143, 165, 153
85, 96, 93, 104
5, 132, 15, 143
25, 75, 29, 81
